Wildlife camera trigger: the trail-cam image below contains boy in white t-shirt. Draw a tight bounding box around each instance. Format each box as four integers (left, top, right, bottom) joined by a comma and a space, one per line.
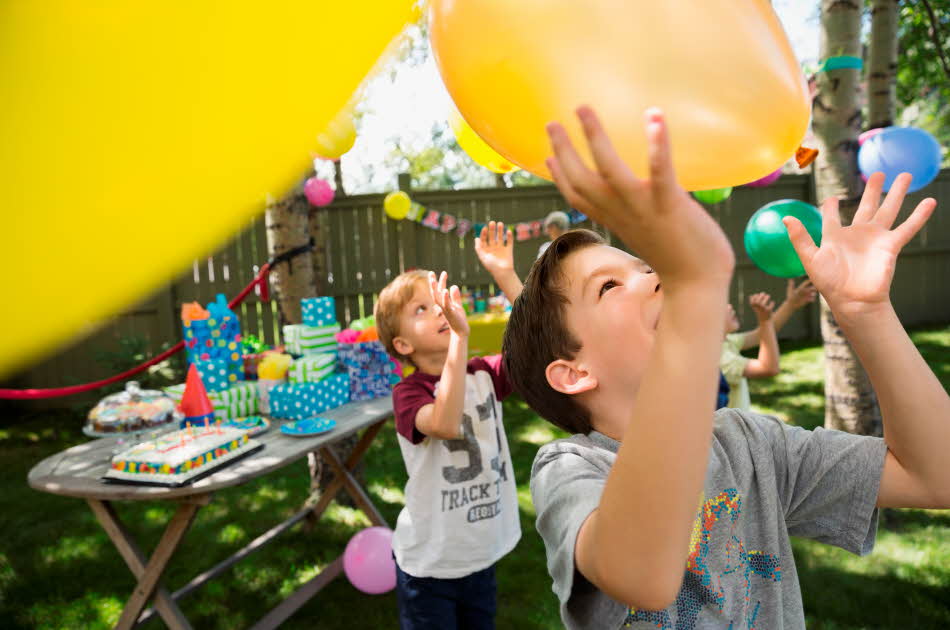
375, 222, 523, 629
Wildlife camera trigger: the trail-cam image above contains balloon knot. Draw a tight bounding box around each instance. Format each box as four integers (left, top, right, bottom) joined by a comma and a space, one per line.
795, 146, 819, 168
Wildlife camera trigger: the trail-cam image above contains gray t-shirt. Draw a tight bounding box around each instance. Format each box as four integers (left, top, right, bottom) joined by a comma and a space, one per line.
530, 409, 887, 630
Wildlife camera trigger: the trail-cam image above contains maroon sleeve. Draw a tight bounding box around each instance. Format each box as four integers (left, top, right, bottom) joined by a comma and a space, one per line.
469, 354, 513, 400
392, 376, 435, 445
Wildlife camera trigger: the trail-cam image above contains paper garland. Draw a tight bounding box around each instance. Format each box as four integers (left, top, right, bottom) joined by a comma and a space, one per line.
395, 199, 587, 242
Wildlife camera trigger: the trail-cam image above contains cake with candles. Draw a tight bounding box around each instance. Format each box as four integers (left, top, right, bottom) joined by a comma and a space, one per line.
102, 364, 263, 486
102, 422, 262, 486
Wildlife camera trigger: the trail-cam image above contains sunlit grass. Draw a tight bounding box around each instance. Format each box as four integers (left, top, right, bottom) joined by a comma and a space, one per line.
1, 325, 947, 629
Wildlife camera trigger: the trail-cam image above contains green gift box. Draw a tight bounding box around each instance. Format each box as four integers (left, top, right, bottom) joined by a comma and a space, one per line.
288, 353, 338, 383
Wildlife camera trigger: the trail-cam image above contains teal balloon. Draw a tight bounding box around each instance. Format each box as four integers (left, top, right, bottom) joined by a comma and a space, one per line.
744, 199, 822, 278
693, 187, 733, 204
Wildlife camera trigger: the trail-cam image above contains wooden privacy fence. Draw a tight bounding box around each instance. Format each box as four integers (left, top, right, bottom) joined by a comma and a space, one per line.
7, 171, 950, 406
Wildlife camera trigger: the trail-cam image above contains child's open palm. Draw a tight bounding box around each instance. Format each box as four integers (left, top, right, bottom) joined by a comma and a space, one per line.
474, 221, 514, 275
784, 172, 936, 318
429, 271, 470, 337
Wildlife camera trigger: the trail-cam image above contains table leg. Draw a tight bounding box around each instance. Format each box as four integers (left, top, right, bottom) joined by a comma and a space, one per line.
305, 419, 388, 527
318, 446, 387, 527
88, 496, 207, 630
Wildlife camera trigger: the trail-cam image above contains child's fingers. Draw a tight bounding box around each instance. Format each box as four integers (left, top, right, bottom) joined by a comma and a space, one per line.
449, 285, 462, 306
819, 196, 842, 233
575, 105, 640, 195
546, 121, 611, 205
547, 157, 594, 217
874, 172, 913, 229
644, 108, 677, 204
494, 220, 504, 246
428, 271, 439, 298
438, 271, 448, 297
892, 197, 937, 248
853, 172, 885, 224
783, 216, 819, 265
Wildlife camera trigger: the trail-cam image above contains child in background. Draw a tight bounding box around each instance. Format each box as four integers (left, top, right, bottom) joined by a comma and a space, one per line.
375, 222, 523, 630
721, 280, 817, 410
503, 105, 946, 629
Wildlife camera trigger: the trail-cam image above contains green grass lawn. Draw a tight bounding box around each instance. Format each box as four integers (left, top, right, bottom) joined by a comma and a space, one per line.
1, 326, 948, 629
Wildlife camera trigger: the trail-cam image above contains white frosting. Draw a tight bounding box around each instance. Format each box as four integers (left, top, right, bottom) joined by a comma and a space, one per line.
105, 426, 258, 485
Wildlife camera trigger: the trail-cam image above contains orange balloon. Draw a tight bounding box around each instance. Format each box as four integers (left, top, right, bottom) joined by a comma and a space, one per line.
430, 1, 810, 190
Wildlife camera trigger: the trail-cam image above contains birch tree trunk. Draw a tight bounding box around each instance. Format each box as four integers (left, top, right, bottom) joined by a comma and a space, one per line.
813, 0, 882, 436
868, 0, 900, 129
264, 179, 316, 327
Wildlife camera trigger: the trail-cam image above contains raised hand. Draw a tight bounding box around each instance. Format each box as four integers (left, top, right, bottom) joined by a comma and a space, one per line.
429, 271, 470, 337
785, 279, 817, 310
783, 172, 936, 319
474, 220, 514, 275
748, 292, 776, 322
545, 106, 734, 290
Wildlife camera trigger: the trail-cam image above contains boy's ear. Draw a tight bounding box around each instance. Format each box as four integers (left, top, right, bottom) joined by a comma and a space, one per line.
392, 336, 414, 358
546, 359, 597, 396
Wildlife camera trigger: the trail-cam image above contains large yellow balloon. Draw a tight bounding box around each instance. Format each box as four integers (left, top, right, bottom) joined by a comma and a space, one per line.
0, 2, 415, 378
429, 0, 810, 191
448, 108, 520, 174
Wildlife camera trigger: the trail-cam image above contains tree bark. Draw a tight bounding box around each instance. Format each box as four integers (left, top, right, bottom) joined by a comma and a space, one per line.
813, 0, 882, 436
867, 0, 900, 129
264, 183, 316, 327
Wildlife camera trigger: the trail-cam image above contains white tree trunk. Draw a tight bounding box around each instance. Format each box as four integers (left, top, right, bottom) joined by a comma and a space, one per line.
813, 0, 883, 436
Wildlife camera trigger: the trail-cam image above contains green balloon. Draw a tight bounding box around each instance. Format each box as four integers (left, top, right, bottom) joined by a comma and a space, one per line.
693, 187, 733, 204
744, 199, 822, 278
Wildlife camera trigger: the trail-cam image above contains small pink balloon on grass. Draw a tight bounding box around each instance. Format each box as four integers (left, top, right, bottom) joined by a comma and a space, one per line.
343, 527, 396, 595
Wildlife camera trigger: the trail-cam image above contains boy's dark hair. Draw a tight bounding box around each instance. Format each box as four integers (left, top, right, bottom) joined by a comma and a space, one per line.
503, 229, 605, 435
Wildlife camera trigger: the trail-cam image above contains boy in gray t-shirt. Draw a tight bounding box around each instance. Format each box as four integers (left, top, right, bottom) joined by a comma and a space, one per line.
502, 107, 949, 629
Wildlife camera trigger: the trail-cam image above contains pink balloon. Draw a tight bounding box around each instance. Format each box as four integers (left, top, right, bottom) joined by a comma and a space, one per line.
304, 177, 335, 207
745, 168, 782, 188
343, 527, 396, 595
858, 128, 883, 146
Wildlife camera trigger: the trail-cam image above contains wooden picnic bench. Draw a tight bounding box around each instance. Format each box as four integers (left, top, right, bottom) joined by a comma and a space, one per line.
27, 395, 394, 630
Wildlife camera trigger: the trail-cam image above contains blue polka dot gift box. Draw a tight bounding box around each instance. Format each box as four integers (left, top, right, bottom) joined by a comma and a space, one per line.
337, 341, 394, 402
193, 358, 241, 392
301, 297, 337, 327
268, 374, 350, 420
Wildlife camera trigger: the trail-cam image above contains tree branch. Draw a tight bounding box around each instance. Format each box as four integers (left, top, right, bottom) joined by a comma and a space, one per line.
920, 0, 950, 81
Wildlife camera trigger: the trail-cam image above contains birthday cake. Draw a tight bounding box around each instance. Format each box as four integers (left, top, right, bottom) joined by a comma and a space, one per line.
103, 424, 262, 486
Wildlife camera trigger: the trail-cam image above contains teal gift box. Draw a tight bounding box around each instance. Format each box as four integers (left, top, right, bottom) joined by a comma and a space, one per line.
301, 297, 337, 327
268, 374, 350, 419
194, 358, 240, 392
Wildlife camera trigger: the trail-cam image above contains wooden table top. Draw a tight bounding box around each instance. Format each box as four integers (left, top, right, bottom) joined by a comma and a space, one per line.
28, 396, 393, 502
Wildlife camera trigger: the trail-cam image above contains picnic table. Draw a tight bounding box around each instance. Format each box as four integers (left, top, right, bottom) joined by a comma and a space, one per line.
27, 395, 394, 630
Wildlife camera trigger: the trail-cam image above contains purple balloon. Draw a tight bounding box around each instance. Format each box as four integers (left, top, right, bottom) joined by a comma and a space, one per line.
343, 527, 396, 595
745, 168, 782, 188
304, 177, 335, 207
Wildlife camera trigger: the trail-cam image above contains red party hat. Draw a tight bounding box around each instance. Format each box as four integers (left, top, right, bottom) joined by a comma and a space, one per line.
180, 364, 215, 424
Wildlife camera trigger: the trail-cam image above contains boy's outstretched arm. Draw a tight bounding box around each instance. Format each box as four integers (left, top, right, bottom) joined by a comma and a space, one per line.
740, 279, 816, 350
414, 271, 471, 440
474, 221, 524, 303
546, 107, 734, 609
785, 172, 950, 508
742, 292, 780, 378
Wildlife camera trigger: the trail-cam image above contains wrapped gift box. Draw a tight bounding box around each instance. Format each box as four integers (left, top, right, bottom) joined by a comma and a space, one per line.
268, 374, 350, 419
283, 323, 340, 356
301, 297, 337, 327
288, 353, 338, 383
183, 294, 244, 382
193, 358, 241, 392
337, 341, 393, 402
165, 381, 259, 419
